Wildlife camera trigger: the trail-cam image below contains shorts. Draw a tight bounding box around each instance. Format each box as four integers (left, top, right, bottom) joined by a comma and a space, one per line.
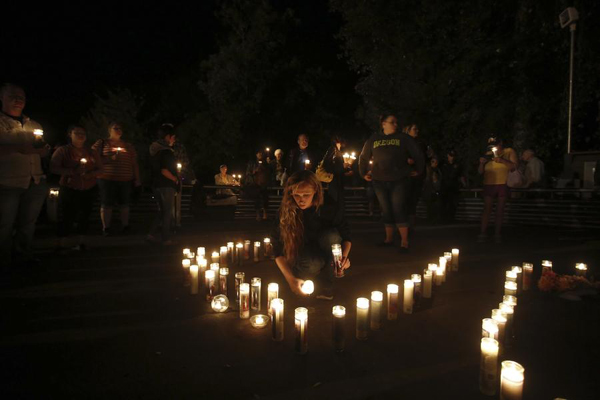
483, 184, 509, 198
97, 179, 132, 207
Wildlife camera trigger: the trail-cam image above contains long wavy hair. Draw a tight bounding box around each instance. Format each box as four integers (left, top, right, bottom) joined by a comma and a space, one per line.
279, 171, 324, 262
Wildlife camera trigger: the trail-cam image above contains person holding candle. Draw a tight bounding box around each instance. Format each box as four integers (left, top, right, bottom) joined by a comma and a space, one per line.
320, 135, 353, 212
0, 83, 50, 270
287, 134, 315, 175
477, 137, 517, 243
271, 170, 351, 300
92, 121, 141, 236
269, 149, 287, 186
214, 164, 238, 197
245, 150, 271, 221
403, 123, 429, 232
358, 114, 425, 252
50, 125, 102, 252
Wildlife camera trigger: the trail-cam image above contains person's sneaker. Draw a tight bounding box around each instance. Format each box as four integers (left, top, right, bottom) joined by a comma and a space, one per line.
316, 288, 334, 301
494, 234, 502, 244
477, 233, 488, 243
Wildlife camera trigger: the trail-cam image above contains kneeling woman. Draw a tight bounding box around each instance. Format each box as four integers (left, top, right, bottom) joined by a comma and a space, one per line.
271, 171, 351, 300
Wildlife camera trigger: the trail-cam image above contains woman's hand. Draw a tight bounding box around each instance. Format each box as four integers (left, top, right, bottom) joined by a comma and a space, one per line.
288, 277, 308, 296
364, 174, 372, 182
341, 256, 351, 271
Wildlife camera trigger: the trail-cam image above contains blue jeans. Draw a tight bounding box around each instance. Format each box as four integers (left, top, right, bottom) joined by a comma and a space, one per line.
293, 229, 342, 290
0, 179, 48, 267
97, 179, 132, 207
372, 178, 410, 228
148, 187, 175, 241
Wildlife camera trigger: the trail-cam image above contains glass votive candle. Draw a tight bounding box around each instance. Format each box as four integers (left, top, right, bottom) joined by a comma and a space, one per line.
301, 280, 314, 295
211, 294, 229, 313
250, 314, 269, 329
575, 263, 587, 276
500, 361, 525, 400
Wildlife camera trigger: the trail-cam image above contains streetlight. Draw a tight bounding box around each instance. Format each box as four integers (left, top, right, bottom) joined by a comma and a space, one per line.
560, 7, 579, 154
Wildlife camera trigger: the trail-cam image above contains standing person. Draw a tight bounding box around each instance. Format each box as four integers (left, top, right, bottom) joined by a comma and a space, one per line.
245, 150, 271, 220
359, 114, 425, 252
214, 164, 237, 197
404, 124, 427, 232
321, 136, 351, 210
422, 157, 443, 223
0, 83, 50, 269
50, 125, 102, 252
271, 170, 351, 300
287, 134, 315, 175
440, 149, 466, 222
478, 137, 518, 243
269, 149, 287, 186
520, 149, 545, 188
92, 122, 141, 236
146, 124, 179, 245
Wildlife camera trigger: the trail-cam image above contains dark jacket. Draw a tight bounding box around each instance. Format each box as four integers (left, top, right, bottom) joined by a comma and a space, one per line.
358, 132, 425, 181
287, 147, 316, 176
149, 140, 177, 189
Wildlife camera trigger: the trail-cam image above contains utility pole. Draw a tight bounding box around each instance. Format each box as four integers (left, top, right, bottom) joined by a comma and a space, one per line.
560, 7, 579, 154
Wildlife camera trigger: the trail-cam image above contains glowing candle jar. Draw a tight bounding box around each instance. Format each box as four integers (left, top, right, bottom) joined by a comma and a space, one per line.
429, 263, 440, 287
271, 298, 284, 341
33, 129, 44, 139
332, 244, 344, 278
211, 251, 219, 264
227, 242, 234, 263
267, 283, 279, 315
243, 240, 251, 260
356, 297, 369, 341
239, 283, 250, 319
183, 248, 191, 257
301, 280, 314, 296
220, 246, 228, 267
511, 266, 523, 294
438, 257, 447, 283
190, 265, 199, 295
482, 318, 499, 340
505, 270, 517, 284
304, 159, 310, 167
205, 270, 216, 302
198, 258, 207, 286
370, 291, 383, 330
211, 294, 229, 313
295, 307, 309, 354
253, 241, 261, 262
575, 263, 587, 277
176, 162, 182, 172
250, 314, 268, 328
235, 242, 243, 266
423, 270, 433, 298
403, 279, 414, 314
80, 158, 88, 166
332, 305, 346, 352
491, 309, 507, 346
451, 248, 459, 271
210, 263, 220, 292
251, 277, 261, 311
387, 284, 399, 320
443, 252, 452, 275
263, 238, 273, 259
504, 281, 517, 297
500, 302, 515, 344
234, 272, 245, 305
411, 274, 422, 309
196, 247, 205, 259
479, 337, 499, 396
500, 361, 525, 400
219, 267, 229, 296
541, 260, 552, 274
182, 259, 191, 287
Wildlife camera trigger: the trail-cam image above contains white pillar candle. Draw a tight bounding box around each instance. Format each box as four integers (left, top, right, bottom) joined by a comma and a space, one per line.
220, 246, 228, 267
210, 263, 220, 291
332, 305, 346, 352
575, 263, 587, 277
541, 260, 552, 274
235, 242, 243, 266
198, 258, 207, 287
211, 251, 219, 264
250, 314, 268, 329
295, 307, 308, 354
429, 263, 441, 287
234, 272, 245, 304
243, 240, 251, 260
503, 295, 517, 308
182, 259, 191, 287
370, 291, 383, 330
511, 266, 523, 294
491, 309, 507, 347
443, 252, 452, 275
387, 284, 399, 320
482, 318, 499, 340
500, 361, 525, 400
504, 281, 517, 296
182, 248, 191, 257
196, 247, 205, 258
522, 263, 533, 290
505, 270, 517, 284
263, 238, 272, 258
251, 277, 262, 311
438, 257, 447, 283
271, 298, 284, 341
479, 338, 499, 396
301, 280, 314, 295
190, 264, 199, 295
227, 242, 234, 264
423, 270, 433, 298
239, 283, 250, 319
205, 270, 216, 302
451, 248, 459, 271
219, 267, 229, 296
411, 274, 422, 309
267, 283, 279, 315
253, 241, 261, 262
403, 279, 414, 314
500, 302, 515, 345
356, 297, 369, 341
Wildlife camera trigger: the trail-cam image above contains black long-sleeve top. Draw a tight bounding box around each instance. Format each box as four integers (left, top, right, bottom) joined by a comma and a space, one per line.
358, 132, 425, 181
271, 194, 351, 258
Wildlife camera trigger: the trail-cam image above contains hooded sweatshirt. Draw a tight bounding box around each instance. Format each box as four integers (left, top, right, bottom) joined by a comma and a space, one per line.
150, 140, 177, 188
358, 132, 425, 181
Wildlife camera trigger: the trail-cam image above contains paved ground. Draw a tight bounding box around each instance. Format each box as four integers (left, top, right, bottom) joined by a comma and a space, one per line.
1, 219, 599, 399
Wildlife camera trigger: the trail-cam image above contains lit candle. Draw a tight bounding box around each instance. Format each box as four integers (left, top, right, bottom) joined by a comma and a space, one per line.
301, 280, 314, 295
356, 297, 369, 341
239, 283, 250, 319
295, 307, 309, 354
197, 247, 205, 258
575, 263, 587, 277
491, 309, 507, 347
198, 258, 207, 289
403, 279, 414, 314
49, 188, 60, 197
411, 274, 422, 309
210, 263, 220, 291
211, 294, 229, 312
482, 318, 499, 340
438, 256, 447, 283
116, 146, 122, 154
176, 162, 182, 172
263, 238, 272, 259
332, 244, 344, 278
429, 263, 441, 287
387, 284, 399, 320
522, 263, 533, 290
227, 242, 234, 264
479, 338, 499, 396
503, 295, 517, 308
190, 264, 199, 295
33, 129, 44, 138
265, 147, 270, 153
370, 291, 383, 330
243, 240, 251, 260
304, 159, 311, 166
435, 265, 445, 286
211, 251, 219, 264
251, 277, 261, 311
267, 283, 279, 315
451, 248, 459, 271
423, 270, 433, 299
500, 361, 525, 400
443, 252, 452, 275
234, 272, 245, 305
220, 246, 228, 267
80, 158, 88, 165
505, 270, 517, 284
500, 302, 515, 345
182, 259, 191, 287
491, 146, 498, 157
253, 241, 260, 262
183, 248, 191, 257
235, 242, 243, 266
205, 270, 216, 302
219, 267, 229, 296
250, 314, 268, 329
332, 305, 346, 352
504, 281, 517, 296
511, 266, 523, 294
541, 260, 552, 274
271, 298, 284, 341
